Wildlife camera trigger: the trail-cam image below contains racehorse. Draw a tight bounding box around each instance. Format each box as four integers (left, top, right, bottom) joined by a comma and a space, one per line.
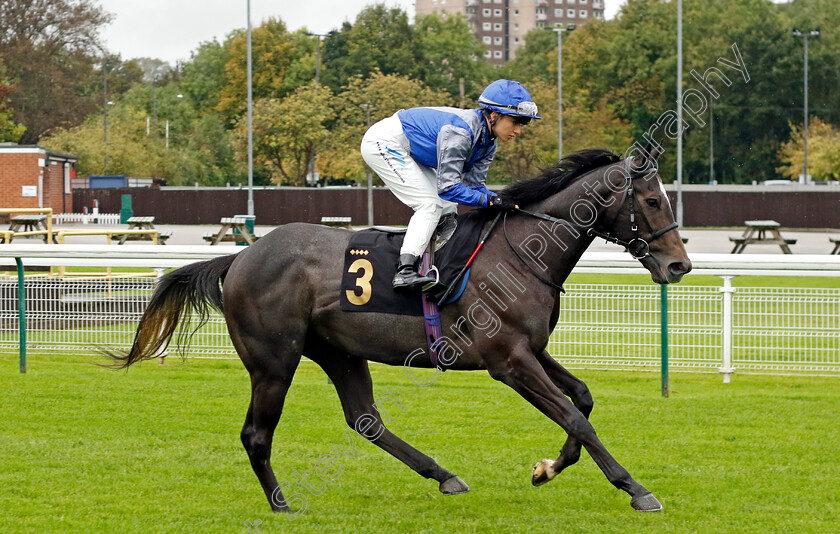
109, 147, 690, 513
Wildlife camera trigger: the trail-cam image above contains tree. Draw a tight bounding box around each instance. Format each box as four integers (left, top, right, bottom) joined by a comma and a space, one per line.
777, 117, 840, 180
135, 58, 174, 83
42, 105, 163, 178
414, 13, 492, 104
320, 6, 421, 92
501, 27, 557, 86
100, 55, 144, 98
181, 40, 229, 115
0, 62, 26, 142
233, 83, 335, 185
489, 80, 633, 183
0, 0, 112, 143
321, 72, 453, 183
41, 84, 239, 186
558, 0, 811, 184
216, 18, 298, 126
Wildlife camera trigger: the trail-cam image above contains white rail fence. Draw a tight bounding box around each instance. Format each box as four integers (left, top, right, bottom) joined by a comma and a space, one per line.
52, 212, 121, 225
1, 246, 839, 379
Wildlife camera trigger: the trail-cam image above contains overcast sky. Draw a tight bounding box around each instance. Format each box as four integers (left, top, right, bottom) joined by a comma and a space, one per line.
97, 0, 625, 65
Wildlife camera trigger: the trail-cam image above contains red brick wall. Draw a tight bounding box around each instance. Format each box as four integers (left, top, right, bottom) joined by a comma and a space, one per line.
0, 152, 42, 210
43, 160, 72, 213
0, 150, 72, 213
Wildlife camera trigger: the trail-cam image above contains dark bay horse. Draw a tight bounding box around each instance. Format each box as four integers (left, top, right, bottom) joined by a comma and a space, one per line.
110, 148, 690, 513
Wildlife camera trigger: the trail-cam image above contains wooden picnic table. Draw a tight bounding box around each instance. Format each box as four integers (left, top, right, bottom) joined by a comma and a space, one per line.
0, 208, 54, 242
5, 214, 57, 243
9, 214, 47, 232
117, 216, 170, 244
830, 237, 840, 255
729, 220, 796, 254
203, 217, 261, 245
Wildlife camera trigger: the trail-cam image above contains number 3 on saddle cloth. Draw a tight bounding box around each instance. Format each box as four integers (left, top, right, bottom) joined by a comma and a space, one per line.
340, 211, 490, 367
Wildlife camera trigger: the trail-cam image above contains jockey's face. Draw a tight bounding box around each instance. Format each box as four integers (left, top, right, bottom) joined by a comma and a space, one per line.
491, 113, 526, 142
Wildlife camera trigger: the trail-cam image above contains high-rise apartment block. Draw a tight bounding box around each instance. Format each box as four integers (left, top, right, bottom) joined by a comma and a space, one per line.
415, 0, 605, 64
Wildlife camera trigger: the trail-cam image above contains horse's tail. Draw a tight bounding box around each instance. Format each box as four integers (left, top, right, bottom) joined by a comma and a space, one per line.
105, 253, 238, 369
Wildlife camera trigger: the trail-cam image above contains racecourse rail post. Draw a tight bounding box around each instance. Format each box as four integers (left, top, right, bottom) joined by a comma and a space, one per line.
15, 257, 26, 374
719, 276, 736, 383
660, 284, 669, 397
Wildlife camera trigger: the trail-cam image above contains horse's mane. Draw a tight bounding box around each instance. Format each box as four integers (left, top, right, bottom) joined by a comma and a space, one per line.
501, 149, 621, 207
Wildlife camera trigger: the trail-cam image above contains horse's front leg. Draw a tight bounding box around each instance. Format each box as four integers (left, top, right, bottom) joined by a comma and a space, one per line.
485, 347, 662, 512
531, 350, 592, 486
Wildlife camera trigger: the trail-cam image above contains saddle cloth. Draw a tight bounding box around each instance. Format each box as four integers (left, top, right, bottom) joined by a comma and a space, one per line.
340, 210, 490, 315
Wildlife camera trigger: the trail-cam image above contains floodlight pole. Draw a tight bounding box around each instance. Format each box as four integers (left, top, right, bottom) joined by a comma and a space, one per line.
103, 61, 108, 175
676, 0, 683, 227
548, 25, 575, 161
246, 0, 254, 216
792, 28, 820, 184
304, 32, 328, 186
360, 104, 376, 226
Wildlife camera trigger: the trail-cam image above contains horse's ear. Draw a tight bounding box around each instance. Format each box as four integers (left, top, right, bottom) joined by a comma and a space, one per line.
645, 141, 663, 163
626, 141, 660, 175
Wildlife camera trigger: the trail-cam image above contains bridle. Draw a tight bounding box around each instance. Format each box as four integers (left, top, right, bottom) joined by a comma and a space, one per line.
585, 159, 679, 260
502, 157, 680, 290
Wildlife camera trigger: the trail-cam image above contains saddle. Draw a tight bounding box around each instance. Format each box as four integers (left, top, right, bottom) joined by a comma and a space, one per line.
339, 211, 490, 316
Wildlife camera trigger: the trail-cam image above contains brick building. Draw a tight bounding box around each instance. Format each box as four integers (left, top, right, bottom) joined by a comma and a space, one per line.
0, 144, 77, 214
416, 0, 605, 64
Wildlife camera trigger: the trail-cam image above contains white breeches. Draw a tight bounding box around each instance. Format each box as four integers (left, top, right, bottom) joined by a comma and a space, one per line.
361, 113, 457, 257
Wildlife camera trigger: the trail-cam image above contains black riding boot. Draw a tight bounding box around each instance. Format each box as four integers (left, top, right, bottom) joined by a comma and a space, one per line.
392, 254, 435, 290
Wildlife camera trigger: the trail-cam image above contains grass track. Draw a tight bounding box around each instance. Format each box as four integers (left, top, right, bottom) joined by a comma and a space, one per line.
2, 353, 839, 533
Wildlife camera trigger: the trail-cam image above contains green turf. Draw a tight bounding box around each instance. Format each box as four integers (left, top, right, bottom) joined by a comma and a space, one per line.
2, 353, 838, 533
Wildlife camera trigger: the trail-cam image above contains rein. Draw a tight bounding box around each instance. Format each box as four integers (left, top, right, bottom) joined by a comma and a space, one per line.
502, 210, 567, 293
502, 158, 680, 290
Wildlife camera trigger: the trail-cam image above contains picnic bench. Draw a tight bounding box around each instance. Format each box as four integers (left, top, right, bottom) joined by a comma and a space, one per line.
830, 237, 840, 255
4, 214, 57, 243
321, 216, 352, 228
203, 217, 262, 245
114, 216, 171, 244
729, 220, 796, 254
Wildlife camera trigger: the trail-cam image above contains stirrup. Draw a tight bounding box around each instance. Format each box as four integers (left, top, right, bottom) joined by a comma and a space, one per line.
421, 265, 440, 292
392, 267, 435, 290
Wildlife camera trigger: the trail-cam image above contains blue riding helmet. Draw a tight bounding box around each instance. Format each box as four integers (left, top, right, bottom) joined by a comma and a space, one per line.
478, 79, 542, 120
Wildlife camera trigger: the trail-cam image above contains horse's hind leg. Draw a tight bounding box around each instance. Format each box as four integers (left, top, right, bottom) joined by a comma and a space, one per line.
238, 344, 303, 512
312, 353, 469, 495
531, 350, 593, 486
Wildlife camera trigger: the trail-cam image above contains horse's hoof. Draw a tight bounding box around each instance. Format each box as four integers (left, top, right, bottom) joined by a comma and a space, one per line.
631, 492, 663, 512
531, 459, 555, 486
439, 476, 470, 495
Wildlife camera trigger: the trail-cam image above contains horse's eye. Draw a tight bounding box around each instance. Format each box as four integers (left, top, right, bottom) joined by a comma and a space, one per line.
645, 198, 659, 208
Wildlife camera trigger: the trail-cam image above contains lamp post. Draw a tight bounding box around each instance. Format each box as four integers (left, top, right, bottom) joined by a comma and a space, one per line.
303, 32, 328, 84
165, 94, 184, 149
151, 74, 159, 136
360, 104, 376, 226
792, 28, 820, 184
103, 59, 109, 175
676, 0, 683, 226
304, 32, 328, 186
548, 24, 575, 161
246, 0, 254, 216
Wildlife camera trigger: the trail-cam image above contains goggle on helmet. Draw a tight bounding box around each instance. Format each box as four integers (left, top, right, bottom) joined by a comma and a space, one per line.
478, 79, 543, 120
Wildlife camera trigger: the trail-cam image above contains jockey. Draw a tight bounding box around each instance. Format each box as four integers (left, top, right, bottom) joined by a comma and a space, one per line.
361, 79, 541, 290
